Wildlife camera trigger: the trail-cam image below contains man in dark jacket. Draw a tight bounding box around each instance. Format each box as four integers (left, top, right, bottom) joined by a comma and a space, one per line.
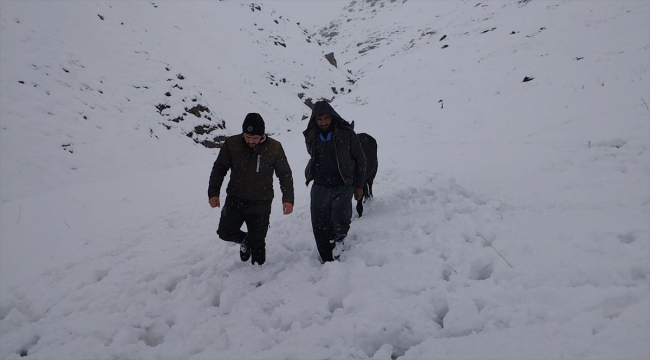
208, 113, 294, 265
303, 101, 367, 262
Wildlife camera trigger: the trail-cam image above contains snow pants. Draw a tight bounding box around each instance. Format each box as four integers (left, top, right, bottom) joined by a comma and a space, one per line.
217, 196, 271, 265
310, 184, 354, 262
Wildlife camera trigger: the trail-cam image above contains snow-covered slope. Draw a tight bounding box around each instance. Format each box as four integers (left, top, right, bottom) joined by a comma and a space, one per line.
0, 0, 648, 359
0, 0, 353, 201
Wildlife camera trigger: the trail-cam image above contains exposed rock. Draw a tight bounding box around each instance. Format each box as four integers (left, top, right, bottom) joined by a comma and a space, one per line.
186, 104, 209, 117
325, 52, 338, 68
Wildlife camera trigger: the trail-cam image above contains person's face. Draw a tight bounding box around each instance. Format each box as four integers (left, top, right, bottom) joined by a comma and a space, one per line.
316, 114, 332, 132
244, 133, 262, 147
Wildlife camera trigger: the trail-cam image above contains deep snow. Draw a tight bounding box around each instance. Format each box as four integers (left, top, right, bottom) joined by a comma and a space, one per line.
0, 0, 648, 359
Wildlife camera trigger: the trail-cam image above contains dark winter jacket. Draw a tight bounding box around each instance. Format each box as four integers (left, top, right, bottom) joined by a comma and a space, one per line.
209, 134, 294, 204
303, 101, 367, 188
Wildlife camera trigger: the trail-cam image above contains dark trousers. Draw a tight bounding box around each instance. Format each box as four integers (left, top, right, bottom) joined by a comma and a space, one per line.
217, 196, 271, 264
310, 184, 354, 262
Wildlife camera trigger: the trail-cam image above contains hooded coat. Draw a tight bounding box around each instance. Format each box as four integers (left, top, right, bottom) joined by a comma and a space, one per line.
303, 101, 367, 188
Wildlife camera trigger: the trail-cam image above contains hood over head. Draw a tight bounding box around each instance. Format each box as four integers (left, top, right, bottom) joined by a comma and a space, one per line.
305, 100, 353, 132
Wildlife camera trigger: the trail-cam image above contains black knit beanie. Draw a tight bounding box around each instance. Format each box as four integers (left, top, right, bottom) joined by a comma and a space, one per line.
242, 113, 265, 135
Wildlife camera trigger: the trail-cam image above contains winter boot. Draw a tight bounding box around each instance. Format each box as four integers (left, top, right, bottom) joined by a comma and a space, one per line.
330, 234, 346, 261
251, 246, 266, 266
240, 233, 251, 262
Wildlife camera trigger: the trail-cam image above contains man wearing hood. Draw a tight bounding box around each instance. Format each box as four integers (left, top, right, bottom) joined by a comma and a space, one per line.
209, 113, 294, 265
303, 101, 367, 262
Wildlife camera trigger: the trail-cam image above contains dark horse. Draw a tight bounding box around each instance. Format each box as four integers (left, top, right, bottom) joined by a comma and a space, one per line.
356, 133, 378, 217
